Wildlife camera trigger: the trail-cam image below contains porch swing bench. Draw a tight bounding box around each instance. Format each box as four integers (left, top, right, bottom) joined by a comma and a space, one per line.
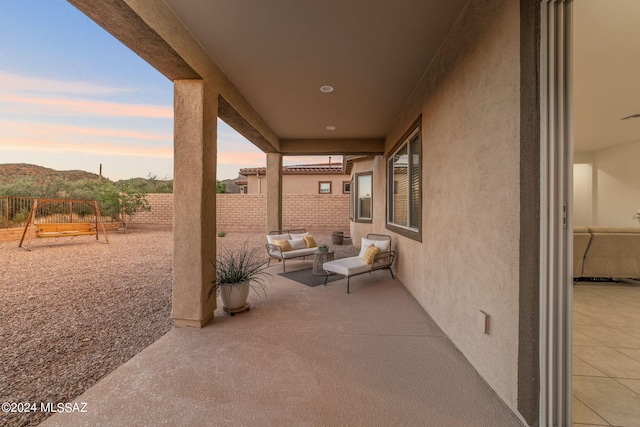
35, 222, 95, 238
19, 198, 109, 250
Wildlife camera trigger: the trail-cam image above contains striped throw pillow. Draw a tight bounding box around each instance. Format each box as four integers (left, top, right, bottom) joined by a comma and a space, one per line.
361, 244, 380, 264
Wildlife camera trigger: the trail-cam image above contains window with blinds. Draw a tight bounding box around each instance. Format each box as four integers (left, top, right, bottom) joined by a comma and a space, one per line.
386, 122, 421, 240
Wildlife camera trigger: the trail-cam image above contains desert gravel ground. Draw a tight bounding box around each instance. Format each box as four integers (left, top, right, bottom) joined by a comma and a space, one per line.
0, 229, 356, 426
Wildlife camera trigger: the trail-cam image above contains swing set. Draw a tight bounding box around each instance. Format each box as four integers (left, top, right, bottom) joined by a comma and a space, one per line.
19, 198, 109, 250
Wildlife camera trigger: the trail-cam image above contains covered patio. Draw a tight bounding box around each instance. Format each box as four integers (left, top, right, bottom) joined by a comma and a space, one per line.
42, 265, 522, 426
58, 0, 562, 424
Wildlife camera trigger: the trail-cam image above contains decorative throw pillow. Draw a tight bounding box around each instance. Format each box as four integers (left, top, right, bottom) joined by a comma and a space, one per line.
273, 239, 292, 252
358, 238, 390, 257
290, 232, 310, 240
288, 238, 307, 250
303, 235, 317, 248
361, 244, 380, 264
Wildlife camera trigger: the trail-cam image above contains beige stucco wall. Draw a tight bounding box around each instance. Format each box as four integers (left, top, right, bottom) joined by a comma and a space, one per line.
354, 0, 522, 413
245, 174, 349, 195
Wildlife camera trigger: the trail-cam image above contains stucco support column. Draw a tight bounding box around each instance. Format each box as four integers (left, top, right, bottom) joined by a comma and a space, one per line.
266, 153, 283, 231
172, 79, 217, 327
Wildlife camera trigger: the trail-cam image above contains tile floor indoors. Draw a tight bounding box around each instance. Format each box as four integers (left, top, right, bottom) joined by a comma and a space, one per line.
573, 280, 640, 427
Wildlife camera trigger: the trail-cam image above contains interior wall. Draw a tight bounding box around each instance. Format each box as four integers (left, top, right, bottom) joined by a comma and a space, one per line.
376, 0, 523, 415
595, 141, 640, 226
573, 141, 640, 227
573, 163, 593, 226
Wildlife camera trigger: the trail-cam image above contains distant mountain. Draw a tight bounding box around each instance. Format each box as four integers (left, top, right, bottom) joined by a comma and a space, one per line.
219, 176, 242, 194
116, 176, 173, 193
0, 163, 103, 185
0, 163, 236, 194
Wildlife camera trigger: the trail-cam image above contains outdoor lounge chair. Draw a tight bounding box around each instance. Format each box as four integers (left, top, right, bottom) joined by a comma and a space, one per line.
322, 233, 396, 293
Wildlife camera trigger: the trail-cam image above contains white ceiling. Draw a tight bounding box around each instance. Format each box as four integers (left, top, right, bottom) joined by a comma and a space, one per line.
163, 0, 469, 140
573, 0, 640, 152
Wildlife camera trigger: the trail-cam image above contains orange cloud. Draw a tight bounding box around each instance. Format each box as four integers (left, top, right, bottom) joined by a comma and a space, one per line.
1, 120, 171, 142
0, 137, 172, 159
0, 71, 131, 96
217, 151, 265, 166
0, 93, 172, 119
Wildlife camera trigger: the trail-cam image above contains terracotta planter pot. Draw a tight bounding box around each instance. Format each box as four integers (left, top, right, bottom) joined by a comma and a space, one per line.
331, 231, 344, 245
219, 283, 250, 310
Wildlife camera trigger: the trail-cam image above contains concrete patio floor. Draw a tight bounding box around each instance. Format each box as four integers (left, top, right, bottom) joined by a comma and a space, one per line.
42, 260, 523, 427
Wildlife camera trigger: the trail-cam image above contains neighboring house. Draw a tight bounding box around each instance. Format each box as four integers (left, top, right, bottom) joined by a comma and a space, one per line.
66, 1, 580, 425
236, 162, 349, 195
234, 177, 248, 194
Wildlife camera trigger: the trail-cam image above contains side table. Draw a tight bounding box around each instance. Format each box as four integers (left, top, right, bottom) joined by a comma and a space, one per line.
312, 250, 334, 275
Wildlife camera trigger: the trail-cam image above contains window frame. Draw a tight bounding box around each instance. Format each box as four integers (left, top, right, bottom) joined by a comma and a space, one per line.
386, 117, 422, 242
349, 176, 354, 221
342, 181, 351, 194
318, 181, 332, 194
351, 172, 373, 223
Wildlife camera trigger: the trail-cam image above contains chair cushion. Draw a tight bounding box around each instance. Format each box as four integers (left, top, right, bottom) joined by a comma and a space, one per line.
323, 257, 371, 276
272, 239, 292, 252
288, 238, 307, 250
361, 244, 380, 264
303, 235, 317, 248
290, 232, 310, 239
358, 237, 390, 257
281, 247, 317, 259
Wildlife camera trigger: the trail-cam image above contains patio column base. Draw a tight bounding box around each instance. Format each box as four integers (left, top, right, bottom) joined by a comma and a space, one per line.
174, 313, 214, 328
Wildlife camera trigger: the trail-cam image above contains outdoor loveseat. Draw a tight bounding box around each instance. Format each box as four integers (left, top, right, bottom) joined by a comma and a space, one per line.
266, 229, 318, 272
322, 233, 396, 293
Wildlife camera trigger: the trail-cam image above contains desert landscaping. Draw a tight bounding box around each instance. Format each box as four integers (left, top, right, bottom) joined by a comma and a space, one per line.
0, 229, 356, 426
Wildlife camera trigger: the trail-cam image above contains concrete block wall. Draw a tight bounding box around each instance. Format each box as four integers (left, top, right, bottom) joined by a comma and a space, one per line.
0, 193, 349, 240
127, 193, 350, 233
282, 194, 350, 232
216, 194, 267, 232
129, 193, 173, 225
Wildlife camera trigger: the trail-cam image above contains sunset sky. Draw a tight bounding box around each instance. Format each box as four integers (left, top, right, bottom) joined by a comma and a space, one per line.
0, 1, 327, 181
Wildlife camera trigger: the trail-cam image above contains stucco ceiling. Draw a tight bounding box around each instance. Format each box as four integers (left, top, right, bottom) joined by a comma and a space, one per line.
573, 0, 640, 152
163, 0, 469, 140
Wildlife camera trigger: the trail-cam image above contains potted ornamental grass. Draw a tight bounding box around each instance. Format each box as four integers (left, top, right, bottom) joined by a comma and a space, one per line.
209, 244, 270, 315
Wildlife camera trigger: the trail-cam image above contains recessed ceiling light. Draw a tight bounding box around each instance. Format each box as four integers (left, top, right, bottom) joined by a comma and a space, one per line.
326, 125, 336, 131
320, 85, 334, 93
